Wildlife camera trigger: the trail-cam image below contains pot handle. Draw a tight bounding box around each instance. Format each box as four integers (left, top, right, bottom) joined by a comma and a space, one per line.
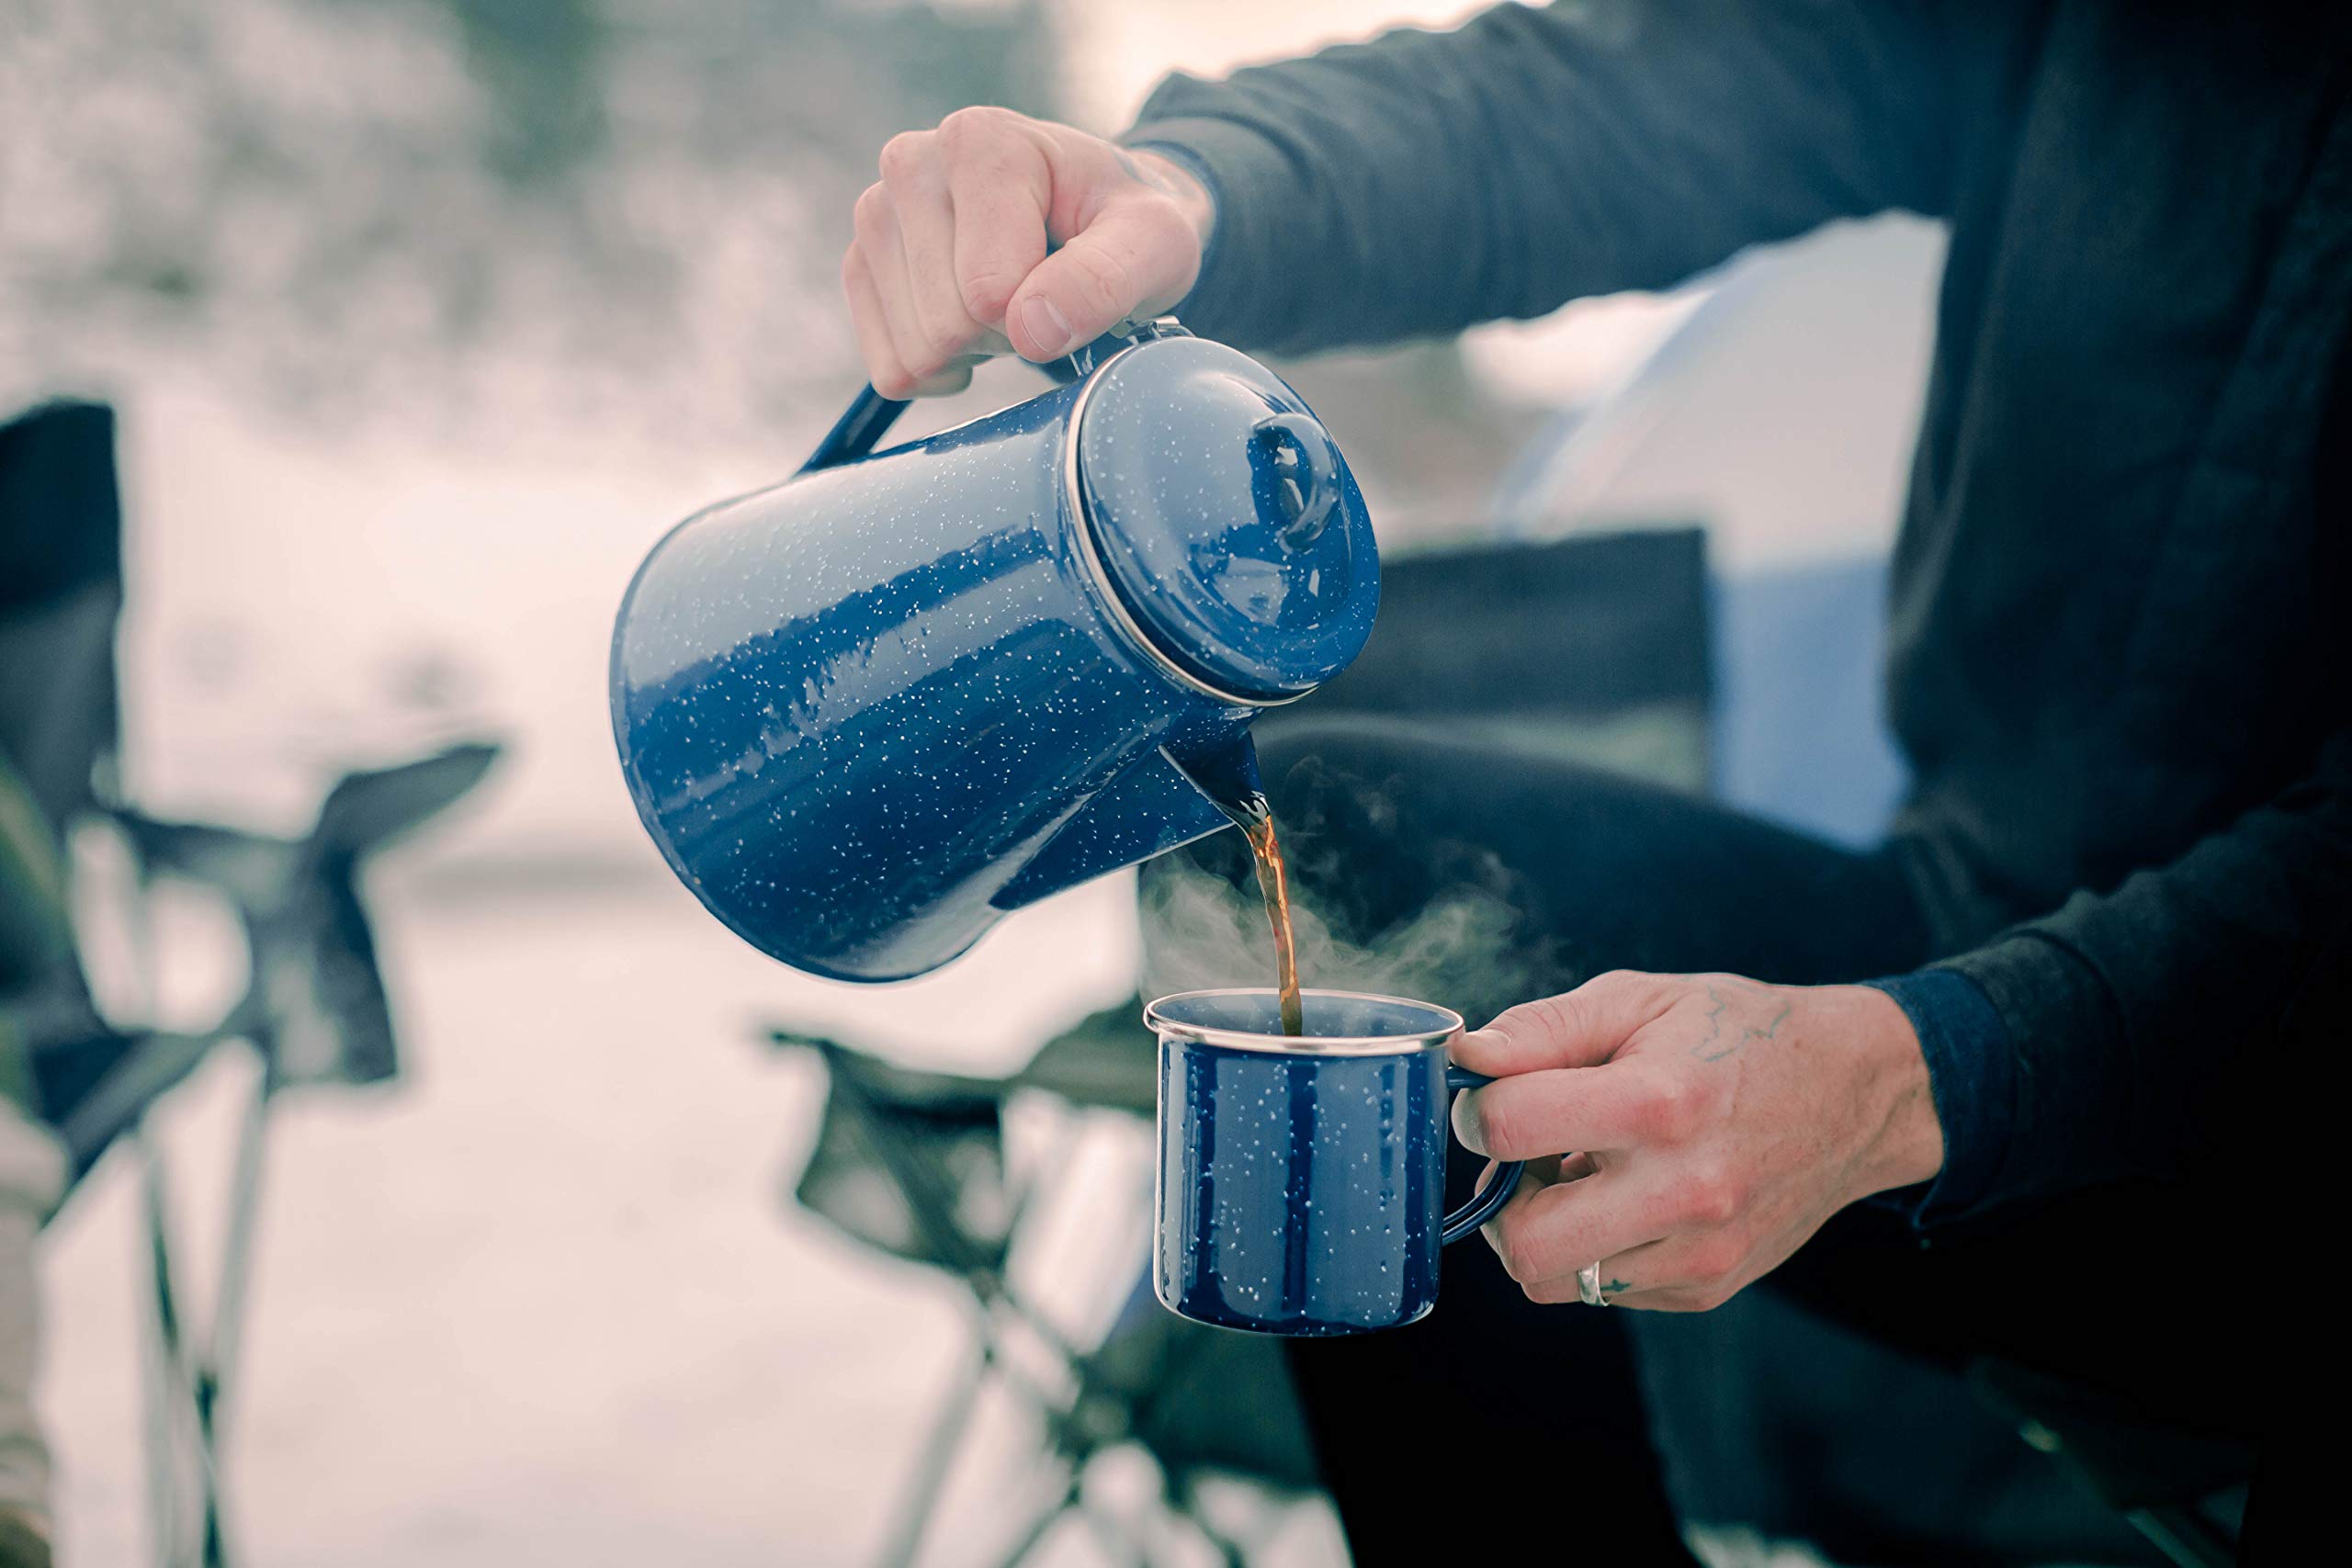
800, 386, 909, 474
798, 317, 1191, 475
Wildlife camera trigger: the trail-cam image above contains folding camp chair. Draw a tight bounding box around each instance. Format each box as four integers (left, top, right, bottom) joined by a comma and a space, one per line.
38, 748, 501, 1568
4, 396, 501, 1567
775, 1003, 1321, 1568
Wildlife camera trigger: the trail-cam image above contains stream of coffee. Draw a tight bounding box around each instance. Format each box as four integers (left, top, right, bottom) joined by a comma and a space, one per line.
1180, 735, 1306, 1036
1240, 807, 1305, 1037
1204, 788, 1305, 1037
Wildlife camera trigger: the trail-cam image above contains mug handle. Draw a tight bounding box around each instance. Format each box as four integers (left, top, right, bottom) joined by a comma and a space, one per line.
1440, 1066, 1525, 1245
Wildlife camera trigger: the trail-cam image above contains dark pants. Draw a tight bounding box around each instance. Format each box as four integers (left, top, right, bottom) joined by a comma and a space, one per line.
1147, 719, 2254, 1565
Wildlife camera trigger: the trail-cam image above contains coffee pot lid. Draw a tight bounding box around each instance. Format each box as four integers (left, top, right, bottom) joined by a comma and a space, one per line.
1070, 331, 1377, 705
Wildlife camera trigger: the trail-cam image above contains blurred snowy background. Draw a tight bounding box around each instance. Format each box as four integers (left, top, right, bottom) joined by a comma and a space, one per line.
1, 1, 1939, 1562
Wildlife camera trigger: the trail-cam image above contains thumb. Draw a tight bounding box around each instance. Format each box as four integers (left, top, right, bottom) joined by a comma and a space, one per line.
1003, 196, 1201, 362
1453, 970, 1673, 1077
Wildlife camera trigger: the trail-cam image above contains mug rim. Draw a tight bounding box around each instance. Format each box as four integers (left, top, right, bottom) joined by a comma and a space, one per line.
1143, 987, 1464, 1057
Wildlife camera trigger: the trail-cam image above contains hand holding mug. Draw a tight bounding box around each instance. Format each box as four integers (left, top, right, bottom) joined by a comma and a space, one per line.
1451, 971, 1945, 1310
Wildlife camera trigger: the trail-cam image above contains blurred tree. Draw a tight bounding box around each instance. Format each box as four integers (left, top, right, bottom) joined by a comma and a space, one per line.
0, 0, 1061, 444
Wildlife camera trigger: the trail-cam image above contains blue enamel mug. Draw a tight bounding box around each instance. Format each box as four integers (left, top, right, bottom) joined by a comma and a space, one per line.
610, 321, 1378, 981
1148, 988, 1526, 1336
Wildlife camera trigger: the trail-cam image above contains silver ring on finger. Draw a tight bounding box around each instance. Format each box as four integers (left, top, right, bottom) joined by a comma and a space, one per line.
1577, 1261, 1611, 1307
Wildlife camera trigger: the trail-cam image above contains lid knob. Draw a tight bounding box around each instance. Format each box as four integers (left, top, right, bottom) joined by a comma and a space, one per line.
1252, 412, 1341, 549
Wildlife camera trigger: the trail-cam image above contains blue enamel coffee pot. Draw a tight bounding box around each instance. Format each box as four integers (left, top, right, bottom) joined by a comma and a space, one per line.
609, 321, 1379, 980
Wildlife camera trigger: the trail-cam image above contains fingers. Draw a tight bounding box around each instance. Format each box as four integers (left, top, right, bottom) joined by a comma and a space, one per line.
842, 245, 913, 400
1474, 1151, 1585, 1205
884, 131, 1025, 367
1004, 197, 1201, 362
938, 109, 1051, 325
1471, 1151, 1589, 1226
1478, 1160, 1677, 1295
1453, 970, 1675, 1077
1476, 1146, 1758, 1314
841, 246, 976, 400
854, 180, 988, 397
1475, 1153, 1579, 1273
1518, 1234, 1750, 1314
1453, 1056, 1691, 1160
876, 155, 978, 370
852, 182, 932, 385
847, 118, 1035, 396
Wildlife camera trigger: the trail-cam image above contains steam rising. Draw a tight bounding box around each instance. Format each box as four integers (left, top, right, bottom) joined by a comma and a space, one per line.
1139, 807, 1575, 1028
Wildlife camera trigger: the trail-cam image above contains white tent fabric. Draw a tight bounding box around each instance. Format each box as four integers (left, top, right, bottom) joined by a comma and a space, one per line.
1490, 213, 1950, 846
1493, 213, 1947, 574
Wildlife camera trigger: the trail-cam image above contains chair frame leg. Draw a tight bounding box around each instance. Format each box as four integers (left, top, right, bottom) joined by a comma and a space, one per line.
824, 1061, 1209, 1568
132, 1051, 273, 1568
2127, 1503, 2237, 1568
873, 1339, 993, 1568
981, 1464, 1081, 1568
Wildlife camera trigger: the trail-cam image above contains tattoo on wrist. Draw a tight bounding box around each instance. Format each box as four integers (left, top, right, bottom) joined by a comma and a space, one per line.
1601, 1279, 1632, 1295
1691, 981, 1792, 1063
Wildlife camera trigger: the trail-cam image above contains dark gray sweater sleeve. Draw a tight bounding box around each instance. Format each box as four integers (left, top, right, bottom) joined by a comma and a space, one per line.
1936, 727, 2352, 1209
1123, 0, 1983, 354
